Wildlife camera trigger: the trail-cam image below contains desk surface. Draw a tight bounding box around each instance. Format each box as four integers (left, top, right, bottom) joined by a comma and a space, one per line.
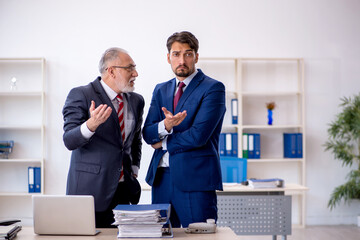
17, 227, 238, 240
221, 183, 308, 192
141, 182, 308, 193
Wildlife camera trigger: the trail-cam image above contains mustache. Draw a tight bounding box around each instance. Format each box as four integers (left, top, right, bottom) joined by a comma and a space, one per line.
176, 65, 188, 70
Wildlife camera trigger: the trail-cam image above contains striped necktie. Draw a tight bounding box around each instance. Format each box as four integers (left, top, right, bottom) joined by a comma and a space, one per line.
116, 94, 125, 142
116, 94, 125, 181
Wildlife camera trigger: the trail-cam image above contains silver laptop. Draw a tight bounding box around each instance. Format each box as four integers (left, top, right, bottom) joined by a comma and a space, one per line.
32, 195, 100, 235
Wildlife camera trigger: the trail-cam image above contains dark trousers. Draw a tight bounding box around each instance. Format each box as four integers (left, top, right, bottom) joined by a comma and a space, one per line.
95, 182, 131, 228
151, 167, 218, 228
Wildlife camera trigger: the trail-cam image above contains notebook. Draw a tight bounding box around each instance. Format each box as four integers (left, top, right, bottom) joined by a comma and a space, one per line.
32, 195, 100, 235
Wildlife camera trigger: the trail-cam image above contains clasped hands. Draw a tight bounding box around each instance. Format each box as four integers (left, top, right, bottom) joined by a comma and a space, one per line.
151, 107, 187, 149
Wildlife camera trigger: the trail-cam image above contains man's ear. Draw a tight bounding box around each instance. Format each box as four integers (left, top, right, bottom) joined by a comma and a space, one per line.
195, 53, 199, 64
167, 53, 171, 64
107, 67, 115, 78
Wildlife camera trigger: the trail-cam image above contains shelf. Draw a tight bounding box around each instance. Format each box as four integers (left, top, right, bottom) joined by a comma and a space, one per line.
247, 158, 303, 163
242, 124, 303, 129
0, 158, 43, 163
199, 57, 306, 227
242, 91, 301, 96
0, 91, 43, 96
0, 125, 43, 130
0, 192, 43, 197
0, 58, 45, 201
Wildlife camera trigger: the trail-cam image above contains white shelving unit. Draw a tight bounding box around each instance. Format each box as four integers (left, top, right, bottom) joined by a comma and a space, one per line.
198, 57, 307, 227
0, 58, 45, 221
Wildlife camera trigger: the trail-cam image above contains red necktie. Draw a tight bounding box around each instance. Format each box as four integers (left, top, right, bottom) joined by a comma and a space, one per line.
116, 94, 125, 142
116, 94, 125, 181
173, 82, 186, 110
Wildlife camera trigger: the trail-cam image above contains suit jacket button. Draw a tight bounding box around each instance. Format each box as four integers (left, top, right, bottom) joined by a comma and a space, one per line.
118, 168, 121, 172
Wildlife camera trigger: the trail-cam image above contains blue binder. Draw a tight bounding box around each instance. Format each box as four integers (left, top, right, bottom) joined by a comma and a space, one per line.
248, 134, 254, 158
231, 133, 238, 157
296, 133, 303, 158
225, 133, 232, 156
231, 99, 238, 124
28, 167, 34, 193
284, 133, 297, 158
219, 133, 226, 156
253, 133, 261, 159
34, 167, 41, 193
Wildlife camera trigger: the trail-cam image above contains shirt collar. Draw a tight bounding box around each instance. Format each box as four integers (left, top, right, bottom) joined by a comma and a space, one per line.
100, 78, 119, 100
176, 69, 198, 87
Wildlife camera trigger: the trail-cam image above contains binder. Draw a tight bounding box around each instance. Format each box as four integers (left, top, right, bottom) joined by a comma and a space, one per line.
248, 134, 254, 158
284, 133, 297, 158
219, 133, 226, 156
231, 99, 238, 124
113, 203, 171, 219
225, 133, 232, 156
28, 167, 34, 193
296, 133, 303, 158
253, 133, 261, 159
34, 167, 41, 193
231, 133, 238, 157
242, 133, 248, 158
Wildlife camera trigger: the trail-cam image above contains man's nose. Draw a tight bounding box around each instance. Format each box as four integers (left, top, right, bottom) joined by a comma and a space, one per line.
179, 55, 186, 64
132, 69, 138, 77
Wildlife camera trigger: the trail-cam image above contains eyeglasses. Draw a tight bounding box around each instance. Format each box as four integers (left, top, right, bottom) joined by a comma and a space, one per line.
106, 65, 136, 72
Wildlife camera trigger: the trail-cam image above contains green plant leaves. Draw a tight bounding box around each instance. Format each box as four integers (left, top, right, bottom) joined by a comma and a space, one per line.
324, 93, 360, 210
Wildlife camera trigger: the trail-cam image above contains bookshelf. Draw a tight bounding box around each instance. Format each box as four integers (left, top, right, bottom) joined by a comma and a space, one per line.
0, 58, 45, 221
197, 57, 307, 227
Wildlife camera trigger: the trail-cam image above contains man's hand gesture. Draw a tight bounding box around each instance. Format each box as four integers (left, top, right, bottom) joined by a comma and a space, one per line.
162, 107, 187, 132
86, 100, 112, 132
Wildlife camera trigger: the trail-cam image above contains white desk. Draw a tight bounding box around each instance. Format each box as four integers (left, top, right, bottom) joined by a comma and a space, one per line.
16, 227, 239, 240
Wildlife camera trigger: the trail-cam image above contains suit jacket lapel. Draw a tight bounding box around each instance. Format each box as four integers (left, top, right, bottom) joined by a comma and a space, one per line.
166, 79, 177, 113
175, 70, 204, 112
91, 77, 123, 146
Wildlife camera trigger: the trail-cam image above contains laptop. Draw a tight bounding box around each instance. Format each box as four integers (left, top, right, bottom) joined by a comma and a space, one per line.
32, 195, 100, 235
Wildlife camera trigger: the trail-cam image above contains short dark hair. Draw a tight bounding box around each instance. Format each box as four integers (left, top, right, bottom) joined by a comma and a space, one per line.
166, 31, 199, 53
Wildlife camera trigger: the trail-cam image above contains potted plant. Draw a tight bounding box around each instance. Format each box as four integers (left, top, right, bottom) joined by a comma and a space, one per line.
324, 93, 360, 225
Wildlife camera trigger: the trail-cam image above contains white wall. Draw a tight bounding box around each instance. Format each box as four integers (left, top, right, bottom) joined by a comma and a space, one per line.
0, 0, 359, 225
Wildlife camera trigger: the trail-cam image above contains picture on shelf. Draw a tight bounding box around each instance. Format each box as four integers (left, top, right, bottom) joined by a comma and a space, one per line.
0, 141, 14, 159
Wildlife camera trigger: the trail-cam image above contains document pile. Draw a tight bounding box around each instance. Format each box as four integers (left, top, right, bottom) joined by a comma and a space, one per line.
0, 225, 21, 240
248, 178, 284, 189
113, 204, 172, 238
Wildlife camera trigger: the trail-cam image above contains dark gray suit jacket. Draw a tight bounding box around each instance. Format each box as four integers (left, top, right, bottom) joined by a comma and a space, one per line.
63, 77, 144, 212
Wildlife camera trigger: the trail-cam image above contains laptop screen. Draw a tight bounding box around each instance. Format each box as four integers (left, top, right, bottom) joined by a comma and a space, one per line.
32, 195, 99, 235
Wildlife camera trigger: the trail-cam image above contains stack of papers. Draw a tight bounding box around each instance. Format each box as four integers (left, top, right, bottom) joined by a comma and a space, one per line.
248, 178, 284, 189
112, 204, 172, 238
0, 225, 22, 240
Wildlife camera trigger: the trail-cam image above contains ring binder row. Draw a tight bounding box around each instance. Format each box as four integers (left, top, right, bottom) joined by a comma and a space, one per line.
219, 133, 261, 159
28, 167, 41, 193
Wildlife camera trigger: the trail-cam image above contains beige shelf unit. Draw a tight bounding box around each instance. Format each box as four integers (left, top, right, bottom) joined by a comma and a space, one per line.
197, 57, 306, 227
0, 58, 45, 198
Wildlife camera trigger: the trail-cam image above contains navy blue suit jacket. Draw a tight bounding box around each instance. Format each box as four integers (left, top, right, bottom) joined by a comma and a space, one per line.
143, 69, 225, 192
63, 77, 144, 212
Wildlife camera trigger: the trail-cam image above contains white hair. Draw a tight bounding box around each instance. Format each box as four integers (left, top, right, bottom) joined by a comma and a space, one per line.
98, 47, 128, 74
